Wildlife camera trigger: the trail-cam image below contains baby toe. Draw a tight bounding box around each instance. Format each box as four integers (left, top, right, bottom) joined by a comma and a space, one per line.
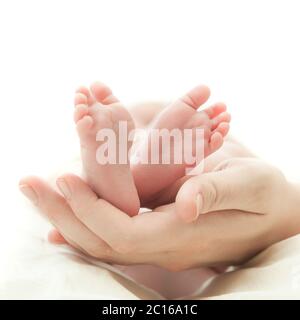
212, 112, 231, 130
205, 102, 227, 119
187, 111, 211, 130
76, 86, 95, 106
180, 85, 211, 110
76, 115, 94, 138
74, 104, 89, 123
90, 81, 119, 105
74, 93, 88, 106
213, 122, 230, 137
209, 132, 224, 151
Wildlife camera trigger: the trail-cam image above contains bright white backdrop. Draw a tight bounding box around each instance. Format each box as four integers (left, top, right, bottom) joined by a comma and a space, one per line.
0, 0, 300, 237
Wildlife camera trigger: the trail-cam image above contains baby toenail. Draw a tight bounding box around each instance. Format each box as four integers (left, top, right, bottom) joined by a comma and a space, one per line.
56, 178, 72, 200
19, 184, 38, 205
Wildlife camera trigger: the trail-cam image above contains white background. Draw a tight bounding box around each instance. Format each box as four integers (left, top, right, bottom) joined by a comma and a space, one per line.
0, 0, 300, 227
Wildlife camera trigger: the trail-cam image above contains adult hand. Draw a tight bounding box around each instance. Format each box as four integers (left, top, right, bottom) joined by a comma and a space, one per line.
175, 157, 289, 222
19, 157, 300, 271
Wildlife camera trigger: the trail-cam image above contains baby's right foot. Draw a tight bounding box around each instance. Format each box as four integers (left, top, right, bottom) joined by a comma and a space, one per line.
74, 82, 140, 216
132, 85, 231, 205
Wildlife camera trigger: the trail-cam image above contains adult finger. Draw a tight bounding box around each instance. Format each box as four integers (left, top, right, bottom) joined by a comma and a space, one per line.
19, 176, 113, 259
56, 174, 183, 254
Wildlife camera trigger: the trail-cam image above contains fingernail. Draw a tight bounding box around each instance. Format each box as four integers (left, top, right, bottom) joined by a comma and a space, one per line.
19, 184, 38, 205
57, 178, 71, 200
195, 193, 203, 218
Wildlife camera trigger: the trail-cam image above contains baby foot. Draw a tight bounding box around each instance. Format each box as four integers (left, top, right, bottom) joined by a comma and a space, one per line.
74, 82, 140, 216
132, 85, 231, 204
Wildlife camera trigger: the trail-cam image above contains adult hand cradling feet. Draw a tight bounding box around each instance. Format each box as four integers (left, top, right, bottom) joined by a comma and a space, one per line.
19, 157, 300, 271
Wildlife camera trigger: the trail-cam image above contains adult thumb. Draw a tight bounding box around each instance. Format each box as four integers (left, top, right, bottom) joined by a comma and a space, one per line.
175, 159, 277, 222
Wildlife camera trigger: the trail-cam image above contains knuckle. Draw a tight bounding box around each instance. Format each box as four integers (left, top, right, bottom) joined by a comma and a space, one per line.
166, 264, 184, 272
75, 199, 99, 220
162, 261, 185, 272
72, 201, 89, 219
159, 254, 188, 272
214, 158, 232, 171
112, 234, 137, 254
258, 164, 282, 182
250, 163, 285, 192
86, 247, 101, 259
113, 243, 133, 254
201, 180, 218, 211
87, 244, 111, 259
